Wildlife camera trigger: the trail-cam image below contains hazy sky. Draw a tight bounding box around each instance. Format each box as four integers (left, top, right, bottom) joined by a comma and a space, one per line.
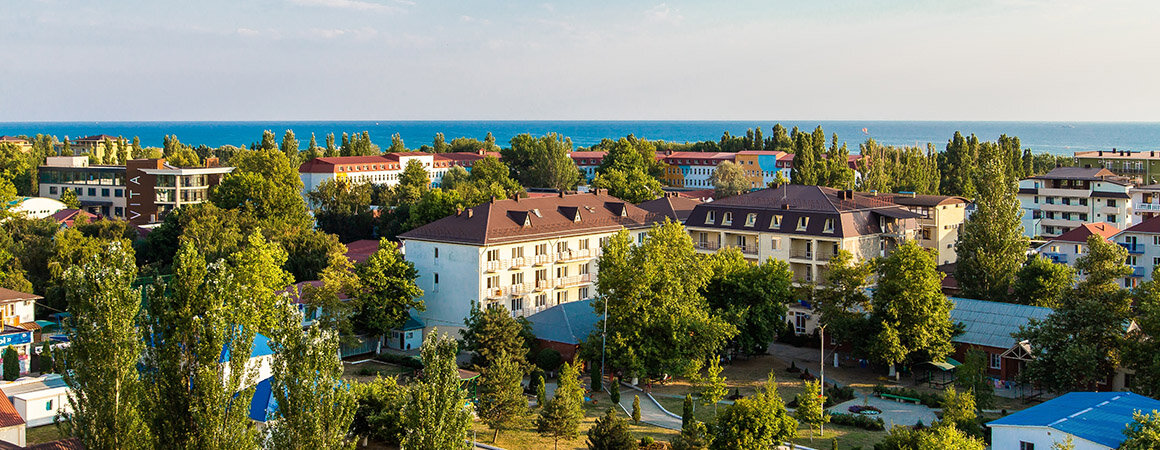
2, 0, 1158, 121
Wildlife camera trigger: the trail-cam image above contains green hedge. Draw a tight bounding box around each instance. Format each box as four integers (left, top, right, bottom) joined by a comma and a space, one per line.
872, 385, 943, 408
827, 412, 886, 431
376, 353, 424, 369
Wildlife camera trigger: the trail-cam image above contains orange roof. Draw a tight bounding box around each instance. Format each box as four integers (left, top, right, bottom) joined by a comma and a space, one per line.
1052, 222, 1119, 243
0, 389, 24, 428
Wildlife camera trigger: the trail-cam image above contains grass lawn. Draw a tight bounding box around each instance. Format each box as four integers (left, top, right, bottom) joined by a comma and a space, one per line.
25, 425, 70, 445
342, 361, 413, 383
471, 390, 676, 449
789, 424, 887, 449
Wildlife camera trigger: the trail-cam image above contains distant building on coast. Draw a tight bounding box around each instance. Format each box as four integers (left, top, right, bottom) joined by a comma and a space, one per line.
297, 151, 497, 202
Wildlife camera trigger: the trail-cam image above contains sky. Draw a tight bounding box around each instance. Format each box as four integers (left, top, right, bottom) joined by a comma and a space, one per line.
1, 0, 1159, 121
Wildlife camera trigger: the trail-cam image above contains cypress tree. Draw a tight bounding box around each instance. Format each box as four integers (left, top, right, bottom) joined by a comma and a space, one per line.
631, 395, 641, 424
682, 394, 694, 428
3, 347, 17, 381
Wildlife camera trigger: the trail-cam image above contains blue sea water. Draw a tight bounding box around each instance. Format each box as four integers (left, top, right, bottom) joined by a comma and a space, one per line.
0, 121, 1157, 156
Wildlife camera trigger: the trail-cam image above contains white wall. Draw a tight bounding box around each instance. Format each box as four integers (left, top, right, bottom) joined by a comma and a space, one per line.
406, 240, 482, 334
13, 387, 71, 428
0, 424, 24, 446
990, 426, 1109, 450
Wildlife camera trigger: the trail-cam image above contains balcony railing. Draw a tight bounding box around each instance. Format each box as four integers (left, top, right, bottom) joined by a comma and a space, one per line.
790, 250, 813, 260
1040, 252, 1068, 264
535, 280, 553, 291
1131, 265, 1148, 278
533, 254, 553, 265
1119, 242, 1146, 254
554, 274, 595, 288
815, 251, 836, 262
695, 241, 720, 251
734, 244, 758, 255
557, 249, 599, 262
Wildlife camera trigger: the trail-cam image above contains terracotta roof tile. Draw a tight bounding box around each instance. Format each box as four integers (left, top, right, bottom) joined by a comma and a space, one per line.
0, 287, 41, 303
0, 389, 24, 428
636, 196, 703, 222
1050, 222, 1119, 242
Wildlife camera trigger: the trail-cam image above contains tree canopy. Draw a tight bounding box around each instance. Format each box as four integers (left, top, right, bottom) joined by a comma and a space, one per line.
870, 241, 955, 371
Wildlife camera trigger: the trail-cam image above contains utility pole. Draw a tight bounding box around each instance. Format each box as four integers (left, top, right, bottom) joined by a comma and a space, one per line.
820, 323, 826, 438
600, 295, 608, 392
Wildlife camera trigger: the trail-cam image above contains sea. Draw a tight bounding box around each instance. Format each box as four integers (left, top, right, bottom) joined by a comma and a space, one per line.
1, 121, 1158, 156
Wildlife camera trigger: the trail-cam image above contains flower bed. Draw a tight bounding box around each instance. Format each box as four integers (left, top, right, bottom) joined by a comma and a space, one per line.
848, 405, 882, 415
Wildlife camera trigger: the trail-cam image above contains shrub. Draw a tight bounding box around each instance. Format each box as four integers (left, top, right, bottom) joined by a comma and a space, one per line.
3, 347, 17, 381
528, 367, 547, 394
357, 367, 378, 376
872, 385, 943, 408
828, 412, 885, 431
376, 352, 423, 369
536, 348, 563, 372
641, 436, 655, 446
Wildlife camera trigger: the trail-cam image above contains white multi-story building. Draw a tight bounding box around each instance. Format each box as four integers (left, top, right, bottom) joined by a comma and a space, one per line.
1034, 222, 1120, 279
298, 151, 494, 200
1130, 183, 1160, 224
398, 191, 663, 338
1018, 167, 1134, 239
1110, 216, 1160, 288
570, 151, 605, 183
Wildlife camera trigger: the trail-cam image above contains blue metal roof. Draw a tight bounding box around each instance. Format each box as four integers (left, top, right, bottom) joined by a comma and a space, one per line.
400, 314, 424, 331
988, 392, 1160, 448
527, 299, 600, 345
248, 377, 277, 422
948, 297, 1053, 349
219, 333, 274, 363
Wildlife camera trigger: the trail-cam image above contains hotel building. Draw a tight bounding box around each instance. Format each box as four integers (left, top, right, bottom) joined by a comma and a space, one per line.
297, 151, 495, 200
1018, 167, 1133, 239
398, 191, 662, 336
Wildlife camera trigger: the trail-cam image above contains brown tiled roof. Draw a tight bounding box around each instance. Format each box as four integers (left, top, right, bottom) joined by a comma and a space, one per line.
677, 189, 715, 201
636, 195, 703, 222
1030, 167, 1121, 181
298, 155, 399, 173
76, 134, 117, 142
876, 193, 970, 207
344, 239, 385, 264
0, 389, 24, 428
26, 439, 85, 450
398, 191, 663, 245
0, 287, 41, 304
1051, 222, 1119, 243
1121, 216, 1160, 234
0, 136, 28, 143
686, 185, 921, 238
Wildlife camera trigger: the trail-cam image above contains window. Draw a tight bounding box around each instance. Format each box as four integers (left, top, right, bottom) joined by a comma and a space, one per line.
599, 236, 609, 248
1079, 198, 1088, 206
87, 188, 96, 196
989, 353, 1001, 370
580, 239, 589, 250
1154, 236, 1160, 246
796, 217, 809, 231
794, 312, 807, 334
579, 263, 590, 275
770, 215, 782, 229
49, 186, 58, 195
1108, 199, 1118, 207
556, 266, 568, 278
1108, 214, 1118, 223
433, 273, 439, 291
486, 276, 500, 289
1079, 213, 1088, 221
556, 291, 568, 305
114, 207, 123, 217
535, 294, 547, 308
556, 241, 569, 253
638, 233, 645, 244
722, 212, 733, 225
770, 237, 780, 250
511, 246, 524, 259
486, 249, 500, 262
535, 243, 548, 256
1020, 442, 1035, 450
1033, 196, 1039, 204
434, 248, 439, 258
744, 213, 757, 227
511, 273, 523, 285
46, 400, 53, 411
579, 287, 589, 299
707, 211, 716, 223
823, 218, 834, 233
101, 188, 110, 197
511, 297, 523, 311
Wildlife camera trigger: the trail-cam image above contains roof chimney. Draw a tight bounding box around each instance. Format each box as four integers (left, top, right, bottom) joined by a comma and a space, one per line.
467, 209, 474, 218
559, 191, 565, 198
1099, 151, 1104, 156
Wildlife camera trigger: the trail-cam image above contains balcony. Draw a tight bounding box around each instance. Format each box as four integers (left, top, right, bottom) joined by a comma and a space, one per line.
1137, 203, 1160, 211
695, 241, 720, 251
557, 249, 599, 262
790, 249, 813, 260
735, 245, 758, 256
1040, 252, 1068, 264
1119, 243, 1146, 254
533, 254, 554, 266
535, 280, 553, 291
1131, 265, 1148, 278
1039, 203, 1088, 214
554, 274, 595, 288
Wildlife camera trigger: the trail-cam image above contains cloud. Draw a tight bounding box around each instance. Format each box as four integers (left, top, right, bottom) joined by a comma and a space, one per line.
460, 15, 490, 25
236, 27, 260, 37
288, 0, 402, 12
305, 27, 379, 39
646, 3, 683, 25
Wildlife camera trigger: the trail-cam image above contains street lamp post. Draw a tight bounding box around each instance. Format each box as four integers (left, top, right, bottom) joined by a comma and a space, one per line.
600, 295, 608, 393
820, 323, 826, 438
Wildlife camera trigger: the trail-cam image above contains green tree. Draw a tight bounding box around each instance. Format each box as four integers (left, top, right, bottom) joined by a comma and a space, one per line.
631, 395, 641, 425
141, 233, 291, 449
39, 341, 54, 374
816, 250, 875, 352
794, 379, 828, 439
211, 147, 312, 230
609, 378, 620, 404
954, 144, 1028, 301
267, 308, 357, 450
586, 408, 636, 450
870, 240, 954, 378
710, 160, 750, 198
60, 242, 152, 449
353, 239, 425, 337
460, 303, 534, 372
1017, 234, 1132, 392
403, 332, 472, 450
703, 250, 793, 355
590, 359, 603, 391
433, 132, 449, 153
710, 374, 797, 450
940, 387, 976, 430
823, 133, 854, 189
591, 136, 663, 201
279, 129, 300, 166
878, 424, 983, 450
503, 133, 581, 191
351, 376, 407, 446
591, 167, 663, 203
692, 358, 727, 414
790, 128, 824, 186
536, 375, 547, 408
536, 360, 585, 450
1128, 268, 1160, 396
389, 133, 406, 153
1012, 255, 1075, 307
307, 177, 376, 242
2, 346, 17, 381
477, 350, 528, 442
1121, 410, 1160, 450
682, 394, 693, 428
672, 419, 711, 450
325, 133, 339, 157
589, 221, 736, 378
59, 188, 80, 208
955, 349, 994, 410
940, 131, 980, 198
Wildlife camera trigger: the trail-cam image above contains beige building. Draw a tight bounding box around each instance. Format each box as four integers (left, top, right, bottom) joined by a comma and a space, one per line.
876, 193, 970, 265
683, 185, 925, 284
0, 136, 32, 153
398, 191, 664, 337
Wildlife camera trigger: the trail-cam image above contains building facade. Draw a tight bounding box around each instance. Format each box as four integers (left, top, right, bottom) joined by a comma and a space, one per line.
989, 392, 1160, 450
1035, 222, 1119, 269
298, 151, 493, 200
1110, 216, 1160, 288
683, 185, 924, 283
1130, 184, 1160, 224
876, 193, 970, 265
1018, 167, 1133, 239
37, 156, 230, 224
398, 191, 662, 336
0, 136, 32, 153
1074, 149, 1160, 184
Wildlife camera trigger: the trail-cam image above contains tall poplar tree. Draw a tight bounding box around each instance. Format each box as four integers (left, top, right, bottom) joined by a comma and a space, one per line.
280, 129, 300, 166
870, 241, 955, 377
955, 145, 1029, 302
61, 243, 152, 449
403, 332, 472, 450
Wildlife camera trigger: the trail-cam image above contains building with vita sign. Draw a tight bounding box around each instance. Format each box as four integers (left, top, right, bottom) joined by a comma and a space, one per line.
398, 190, 665, 336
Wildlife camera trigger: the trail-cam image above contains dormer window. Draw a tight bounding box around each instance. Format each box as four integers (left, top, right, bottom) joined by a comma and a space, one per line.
823, 218, 834, 233
723, 212, 733, 225
770, 215, 781, 229
707, 211, 716, 224
797, 217, 809, 231
744, 213, 757, 227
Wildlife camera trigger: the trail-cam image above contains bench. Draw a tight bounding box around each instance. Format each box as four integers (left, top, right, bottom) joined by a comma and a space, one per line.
879, 393, 920, 404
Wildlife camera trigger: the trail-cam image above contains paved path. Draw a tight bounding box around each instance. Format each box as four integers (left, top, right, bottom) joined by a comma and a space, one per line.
828, 392, 937, 427
613, 383, 683, 430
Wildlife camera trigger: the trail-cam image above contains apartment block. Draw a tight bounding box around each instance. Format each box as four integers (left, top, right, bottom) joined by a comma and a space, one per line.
1074, 149, 1160, 184
683, 185, 924, 284
1018, 167, 1133, 239
1034, 223, 1119, 279
0, 136, 32, 152
398, 191, 663, 336
1111, 216, 1160, 288
875, 193, 970, 265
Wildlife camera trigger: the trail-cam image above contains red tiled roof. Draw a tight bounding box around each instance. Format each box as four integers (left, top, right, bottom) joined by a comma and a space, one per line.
399, 191, 663, 245
0, 389, 24, 428
49, 209, 97, 227
344, 239, 385, 264
1053, 222, 1119, 242
26, 438, 85, 450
